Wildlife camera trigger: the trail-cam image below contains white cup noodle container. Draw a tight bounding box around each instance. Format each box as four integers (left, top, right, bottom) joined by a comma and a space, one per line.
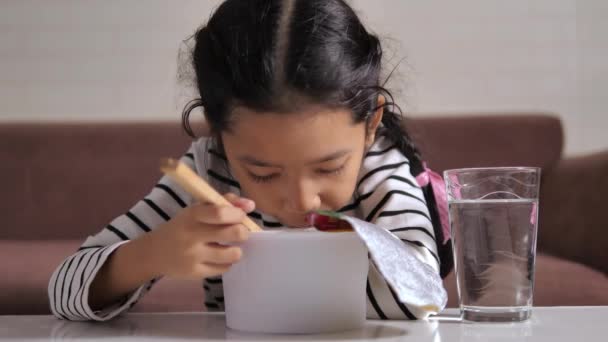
223, 229, 369, 334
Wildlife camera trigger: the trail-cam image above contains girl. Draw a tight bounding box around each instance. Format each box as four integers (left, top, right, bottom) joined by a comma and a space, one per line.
49, 0, 452, 321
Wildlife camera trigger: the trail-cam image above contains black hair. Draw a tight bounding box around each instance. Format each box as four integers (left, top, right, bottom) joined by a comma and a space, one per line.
181, 0, 452, 277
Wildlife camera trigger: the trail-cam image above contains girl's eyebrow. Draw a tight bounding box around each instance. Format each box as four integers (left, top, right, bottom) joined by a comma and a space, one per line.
308, 149, 351, 165
238, 149, 351, 168
238, 156, 280, 168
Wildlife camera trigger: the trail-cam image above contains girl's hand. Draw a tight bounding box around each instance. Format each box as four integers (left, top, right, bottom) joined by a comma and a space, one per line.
146, 193, 255, 280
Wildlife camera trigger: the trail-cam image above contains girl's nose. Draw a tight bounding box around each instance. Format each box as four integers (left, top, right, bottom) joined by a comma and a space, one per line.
285, 179, 321, 213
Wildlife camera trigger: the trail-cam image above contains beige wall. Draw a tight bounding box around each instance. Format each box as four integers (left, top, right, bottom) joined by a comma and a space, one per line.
0, 0, 606, 155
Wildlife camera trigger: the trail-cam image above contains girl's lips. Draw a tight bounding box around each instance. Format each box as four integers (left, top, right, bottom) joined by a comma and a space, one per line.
274, 211, 346, 229
306, 211, 353, 231
305, 212, 315, 225
304, 211, 332, 225
284, 212, 317, 226
270, 214, 313, 228
285, 214, 315, 228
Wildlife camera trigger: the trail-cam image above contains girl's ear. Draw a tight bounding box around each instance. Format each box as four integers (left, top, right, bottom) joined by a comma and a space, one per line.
365, 95, 385, 148
201, 118, 212, 137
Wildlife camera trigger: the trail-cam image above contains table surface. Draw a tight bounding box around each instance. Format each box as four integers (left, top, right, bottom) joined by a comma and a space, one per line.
0, 307, 605, 341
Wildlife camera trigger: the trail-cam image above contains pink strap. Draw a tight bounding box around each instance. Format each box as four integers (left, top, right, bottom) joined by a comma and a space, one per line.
416, 163, 451, 244
530, 202, 537, 226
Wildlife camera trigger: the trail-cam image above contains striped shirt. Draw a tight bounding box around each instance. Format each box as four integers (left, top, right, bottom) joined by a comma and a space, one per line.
48, 135, 441, 321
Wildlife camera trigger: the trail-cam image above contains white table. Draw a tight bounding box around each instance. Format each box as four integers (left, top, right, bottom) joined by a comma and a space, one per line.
0, 307, 605, 341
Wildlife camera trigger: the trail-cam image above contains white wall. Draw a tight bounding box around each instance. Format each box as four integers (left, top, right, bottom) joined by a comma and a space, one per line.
0, 0, 606, 155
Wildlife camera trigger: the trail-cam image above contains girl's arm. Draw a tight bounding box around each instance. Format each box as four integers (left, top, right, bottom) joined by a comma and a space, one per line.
48, 151, 196, 321
88, 229, 162, 310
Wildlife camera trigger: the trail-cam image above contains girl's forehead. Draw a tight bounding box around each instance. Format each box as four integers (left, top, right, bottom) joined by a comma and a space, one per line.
228, 105, 356, 135
221, 106, 367, 162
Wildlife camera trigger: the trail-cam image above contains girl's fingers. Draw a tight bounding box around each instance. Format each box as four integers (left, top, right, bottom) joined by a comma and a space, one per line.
224, 193, 256, 213
192, 262, 232, 279
202, 224, 249, 244
190, 202, 246, 225
200, 244, 243, 265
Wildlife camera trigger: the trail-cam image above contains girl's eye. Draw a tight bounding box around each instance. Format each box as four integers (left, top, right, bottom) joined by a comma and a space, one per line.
316, 165, 346, 176
248, 164, 345, 183
249, 172, 278, 184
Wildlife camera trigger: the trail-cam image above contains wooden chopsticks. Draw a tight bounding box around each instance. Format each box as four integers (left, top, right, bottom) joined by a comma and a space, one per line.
160, 158, 263, 232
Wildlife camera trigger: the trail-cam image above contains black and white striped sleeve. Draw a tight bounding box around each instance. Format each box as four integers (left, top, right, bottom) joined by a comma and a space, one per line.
48, 147, 199, 321
356, 143, 441, 320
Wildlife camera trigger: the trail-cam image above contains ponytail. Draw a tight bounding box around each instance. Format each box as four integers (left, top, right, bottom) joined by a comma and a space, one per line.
372, 88, 424, 176
373, 89, 454, 278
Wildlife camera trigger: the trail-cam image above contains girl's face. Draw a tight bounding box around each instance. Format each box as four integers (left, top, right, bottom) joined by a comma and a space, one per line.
221, 105, 380, 227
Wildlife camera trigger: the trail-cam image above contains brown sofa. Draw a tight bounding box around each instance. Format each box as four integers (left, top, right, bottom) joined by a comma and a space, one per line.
1, 113, 607, 315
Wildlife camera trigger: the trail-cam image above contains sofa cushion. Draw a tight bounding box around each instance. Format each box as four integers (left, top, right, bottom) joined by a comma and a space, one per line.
0, 240, 203, 315
443, 253, 608, 308
0, 240, 82, 315
0, 123, 191, 240
2, 239, 606, 315
1, 116, 562, 240
408, 114, 563, 173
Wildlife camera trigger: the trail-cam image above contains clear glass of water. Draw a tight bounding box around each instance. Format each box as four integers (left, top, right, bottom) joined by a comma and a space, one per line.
444, 167, 541, 322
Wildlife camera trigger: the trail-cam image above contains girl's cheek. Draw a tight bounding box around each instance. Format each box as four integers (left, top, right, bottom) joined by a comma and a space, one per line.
321, 182, 358, 211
